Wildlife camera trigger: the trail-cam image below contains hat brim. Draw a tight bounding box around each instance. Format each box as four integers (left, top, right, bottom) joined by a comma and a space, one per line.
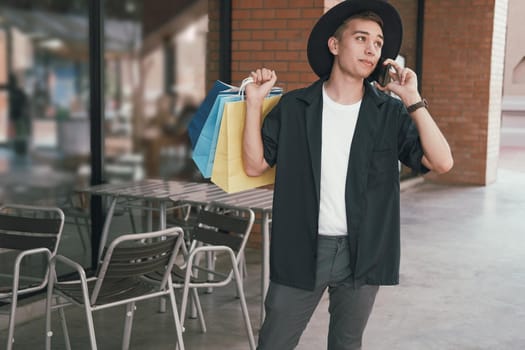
307, 0, 403, 80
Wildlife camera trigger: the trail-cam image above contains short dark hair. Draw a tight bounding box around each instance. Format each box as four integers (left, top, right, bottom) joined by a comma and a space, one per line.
333, 11, 384, 40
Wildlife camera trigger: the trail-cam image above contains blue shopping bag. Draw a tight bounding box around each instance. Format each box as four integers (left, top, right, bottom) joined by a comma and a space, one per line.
192, 94, 241, 178
188, 80, 237, 149
191, 77, 283, 179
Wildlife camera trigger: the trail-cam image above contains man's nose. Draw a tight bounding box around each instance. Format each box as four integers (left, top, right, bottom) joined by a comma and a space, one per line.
365, 42, 376, 56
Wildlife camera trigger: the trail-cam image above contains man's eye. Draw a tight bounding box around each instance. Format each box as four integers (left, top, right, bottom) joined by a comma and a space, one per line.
375, 41, 383, 48
356, 36, 365, 41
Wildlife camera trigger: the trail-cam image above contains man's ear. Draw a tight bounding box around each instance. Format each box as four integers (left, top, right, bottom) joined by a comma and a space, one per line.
328, 37, 338, 55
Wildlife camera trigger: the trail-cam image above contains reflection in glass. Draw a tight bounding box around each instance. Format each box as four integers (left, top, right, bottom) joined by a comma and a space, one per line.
0, 0, 211, 270
0, 1, 94, 273
104, 0, 208, 182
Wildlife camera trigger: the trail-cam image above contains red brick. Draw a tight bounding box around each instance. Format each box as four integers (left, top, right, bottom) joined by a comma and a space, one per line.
207, 0, 501, 186
252, 31, 277, 40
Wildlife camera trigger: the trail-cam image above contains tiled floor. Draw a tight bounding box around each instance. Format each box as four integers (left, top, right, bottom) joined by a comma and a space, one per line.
3, 166, 525, 349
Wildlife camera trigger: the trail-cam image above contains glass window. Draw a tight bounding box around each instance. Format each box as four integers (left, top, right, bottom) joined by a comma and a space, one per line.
0, 2, 91, 268
0, 0, 213, 280
104, 0, 208, 183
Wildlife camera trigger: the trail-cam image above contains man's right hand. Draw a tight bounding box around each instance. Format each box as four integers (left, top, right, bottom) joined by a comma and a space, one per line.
245, 68, 277, 105
242, 68, 275, 177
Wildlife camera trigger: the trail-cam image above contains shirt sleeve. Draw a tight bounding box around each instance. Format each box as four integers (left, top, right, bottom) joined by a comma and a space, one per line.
261, 101, 281, 167
397, 104, 430, 175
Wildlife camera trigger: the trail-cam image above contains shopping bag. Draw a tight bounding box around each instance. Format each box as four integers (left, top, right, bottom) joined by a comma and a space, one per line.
188, 80, 238, 149
192, 78, 283, 179
211, 95, 281, 193
192, 94, 242, 178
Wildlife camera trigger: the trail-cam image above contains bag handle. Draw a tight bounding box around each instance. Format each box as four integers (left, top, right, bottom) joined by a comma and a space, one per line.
238, 76, 282, 101
238, 77, 254, 100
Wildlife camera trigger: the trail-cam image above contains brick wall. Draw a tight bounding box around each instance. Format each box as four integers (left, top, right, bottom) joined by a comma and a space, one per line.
230, 0, 324, 91
389, 0, 418, 68
209, 0, 420, 92
207, 0, 221, 87
205, 0, 506, 247
209, 1, 507, 186
422, 0, 507, 185
208, 0, 324, 91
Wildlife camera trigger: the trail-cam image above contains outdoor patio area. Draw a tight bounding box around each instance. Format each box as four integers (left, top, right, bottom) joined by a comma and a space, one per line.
1, 1, 524, 348
2, 159, 525, 349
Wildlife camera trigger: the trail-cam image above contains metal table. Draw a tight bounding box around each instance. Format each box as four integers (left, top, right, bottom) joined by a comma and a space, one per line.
80, 179, 273, 325
78, 179, 212, 260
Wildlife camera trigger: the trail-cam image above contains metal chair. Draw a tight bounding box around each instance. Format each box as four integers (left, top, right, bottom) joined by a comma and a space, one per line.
167, 200, 250, 285
0, 204, 65, 350
174, 202, 256, 350
59, 192, 139, 253
45, 226, 186, 350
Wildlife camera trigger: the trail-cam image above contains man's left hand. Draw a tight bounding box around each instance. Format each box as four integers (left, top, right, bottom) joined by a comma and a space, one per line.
374, 58, 422, 106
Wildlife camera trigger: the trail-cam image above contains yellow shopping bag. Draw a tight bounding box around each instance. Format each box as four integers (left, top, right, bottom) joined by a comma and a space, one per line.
211, 95, 281, 193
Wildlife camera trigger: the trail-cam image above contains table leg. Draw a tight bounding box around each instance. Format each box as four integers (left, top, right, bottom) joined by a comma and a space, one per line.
147, 202, 153, 231
159, 201, 167, 313
260, 211, 270, 326
160, 201, 166, 229
98, 196, 118, 261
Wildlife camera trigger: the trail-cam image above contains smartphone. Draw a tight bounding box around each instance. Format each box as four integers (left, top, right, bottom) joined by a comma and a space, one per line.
377, 63, 392, 87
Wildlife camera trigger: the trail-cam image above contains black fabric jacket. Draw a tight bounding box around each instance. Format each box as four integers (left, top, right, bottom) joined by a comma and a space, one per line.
261, 79, 429, 291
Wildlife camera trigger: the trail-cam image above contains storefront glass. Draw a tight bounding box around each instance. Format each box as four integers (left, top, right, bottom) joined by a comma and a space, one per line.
0, 2, 92, 269
103, 0, 207, 183
0, 0, 210, 277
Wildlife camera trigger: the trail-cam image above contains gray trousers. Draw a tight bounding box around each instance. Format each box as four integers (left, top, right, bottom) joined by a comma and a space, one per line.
257, 235, 379, 350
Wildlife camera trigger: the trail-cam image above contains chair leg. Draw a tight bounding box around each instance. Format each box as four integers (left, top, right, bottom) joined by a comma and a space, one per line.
46, 268, 72, 350
189, 294, 197, 319
168, 290, 186, 350
190, 288, 207, 333
240, 251, 248, 280
180, 283, 190, 329
6, 292, 18, 350
234, 252, 247, 299
45, 271, 58, 350
80, 298, 98, 350
58, 304, 72, 350
232, 257, 256, 350
206, 251, 215, 294
121, 302, 135, 350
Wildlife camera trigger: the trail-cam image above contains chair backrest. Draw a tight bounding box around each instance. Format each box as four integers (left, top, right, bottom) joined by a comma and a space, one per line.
190, 202, 255, 259
0, 204, 65, 253
92, 227, 183, 302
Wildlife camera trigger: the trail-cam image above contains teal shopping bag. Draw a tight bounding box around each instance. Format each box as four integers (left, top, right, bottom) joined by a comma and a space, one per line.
191, 77, 283, 179
192, 94, 241, 178
188, 80, 237, 149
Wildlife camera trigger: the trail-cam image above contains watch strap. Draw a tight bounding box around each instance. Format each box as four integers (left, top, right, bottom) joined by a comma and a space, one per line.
406, 99, 428, 113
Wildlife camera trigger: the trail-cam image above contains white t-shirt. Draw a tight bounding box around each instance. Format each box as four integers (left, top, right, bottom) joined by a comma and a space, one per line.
318, 84, 361, 236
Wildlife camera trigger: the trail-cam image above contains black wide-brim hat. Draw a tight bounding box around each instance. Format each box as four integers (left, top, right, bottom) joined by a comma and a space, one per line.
307, 0, 403, 80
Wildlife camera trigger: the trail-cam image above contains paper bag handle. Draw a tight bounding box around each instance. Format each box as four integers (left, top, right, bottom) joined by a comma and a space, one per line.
238, 76, 282, 101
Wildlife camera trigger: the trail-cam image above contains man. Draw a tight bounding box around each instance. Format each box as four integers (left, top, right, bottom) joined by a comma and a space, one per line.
242, 1, 453, 349
8, 74, 30, 155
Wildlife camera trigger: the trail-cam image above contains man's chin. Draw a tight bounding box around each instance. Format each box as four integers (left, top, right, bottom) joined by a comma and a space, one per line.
358, 70, 375, 80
